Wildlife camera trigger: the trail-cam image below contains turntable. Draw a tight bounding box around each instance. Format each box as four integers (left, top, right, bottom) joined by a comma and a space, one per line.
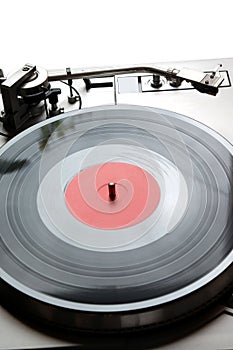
1, 58, 233, 349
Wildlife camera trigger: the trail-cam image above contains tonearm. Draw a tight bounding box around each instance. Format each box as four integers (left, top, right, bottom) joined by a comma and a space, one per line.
0, 63, 224, 130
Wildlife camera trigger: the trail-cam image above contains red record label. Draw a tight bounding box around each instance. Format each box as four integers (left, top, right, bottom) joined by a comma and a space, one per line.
65, 162, 160, 229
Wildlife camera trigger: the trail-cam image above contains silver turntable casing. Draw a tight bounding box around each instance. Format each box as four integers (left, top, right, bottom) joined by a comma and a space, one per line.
1, 58, 233, 349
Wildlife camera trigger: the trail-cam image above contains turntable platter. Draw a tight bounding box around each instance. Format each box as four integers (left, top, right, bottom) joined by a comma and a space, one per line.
0, 105, 233, 331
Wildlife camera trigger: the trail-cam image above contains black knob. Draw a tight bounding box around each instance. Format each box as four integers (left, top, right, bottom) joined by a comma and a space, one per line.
83, 78, 113, 91
48, 88, 61, 105
170, 77, 182, 88
151, 74, 162, 89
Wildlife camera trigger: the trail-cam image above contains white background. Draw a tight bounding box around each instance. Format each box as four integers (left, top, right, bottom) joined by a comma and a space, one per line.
1, 0, 233, 74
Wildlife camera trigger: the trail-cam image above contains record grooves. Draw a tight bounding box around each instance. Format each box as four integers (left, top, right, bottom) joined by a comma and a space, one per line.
0, 105, 233, 332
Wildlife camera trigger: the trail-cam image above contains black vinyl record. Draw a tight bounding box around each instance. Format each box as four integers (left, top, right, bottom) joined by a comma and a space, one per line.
0, 105, 233, 332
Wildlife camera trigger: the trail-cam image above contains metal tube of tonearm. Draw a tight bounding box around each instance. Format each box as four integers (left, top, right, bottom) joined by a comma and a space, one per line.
47, 64, 224, 95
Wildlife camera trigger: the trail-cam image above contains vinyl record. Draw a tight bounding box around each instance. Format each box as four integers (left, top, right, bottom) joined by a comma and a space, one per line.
0, 105, 233, 331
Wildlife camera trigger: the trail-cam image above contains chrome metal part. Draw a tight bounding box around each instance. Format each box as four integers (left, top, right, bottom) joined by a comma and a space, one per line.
108, 182, 116, 200
141, 70, 230, 93
48, 63, 224, 95
209, 64, 222, 78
